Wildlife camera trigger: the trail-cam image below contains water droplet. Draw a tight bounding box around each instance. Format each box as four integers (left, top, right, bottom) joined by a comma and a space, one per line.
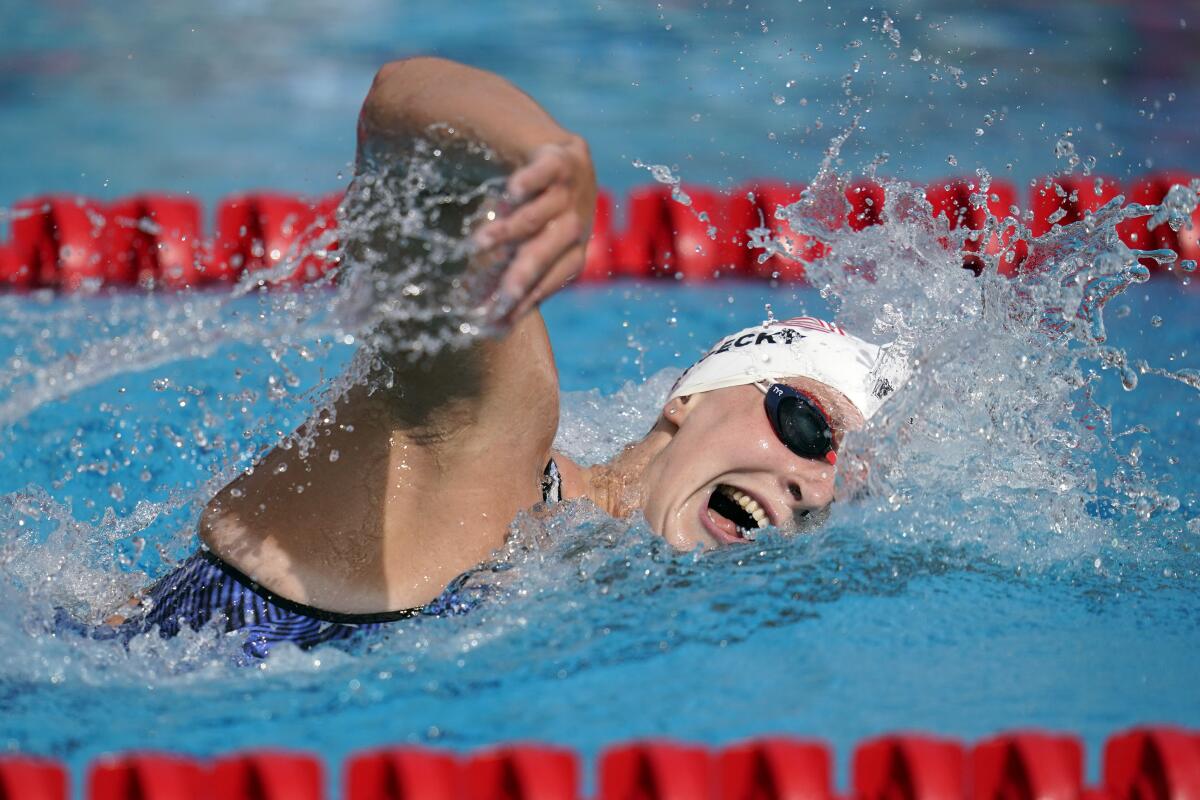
947, 155, 958, 167
1150, 316, 1163, 327
909, 48, 922, 62
772, 93, 786, 106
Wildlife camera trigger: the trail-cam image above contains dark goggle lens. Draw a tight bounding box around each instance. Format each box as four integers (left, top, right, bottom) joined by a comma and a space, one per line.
765, 385, 836, 463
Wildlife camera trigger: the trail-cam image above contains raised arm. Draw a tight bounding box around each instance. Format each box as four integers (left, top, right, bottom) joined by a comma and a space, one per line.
357, 56, 597, 321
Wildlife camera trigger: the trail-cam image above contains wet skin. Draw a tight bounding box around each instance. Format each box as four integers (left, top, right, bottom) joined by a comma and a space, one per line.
633, 376, 865, 550
131, 57, 864, 622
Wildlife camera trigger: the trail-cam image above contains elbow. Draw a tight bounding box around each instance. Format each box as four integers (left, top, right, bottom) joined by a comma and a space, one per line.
360, 58, 422, 142
365, 58, 417, 110
368, 56, 455, 99
360, 56, 460, 137
370, 57, 415, 92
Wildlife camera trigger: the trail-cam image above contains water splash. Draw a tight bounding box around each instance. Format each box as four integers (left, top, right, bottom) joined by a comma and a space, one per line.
0, 130, 1197, 715
0, 129, 514, 625
761, 171, 1199, 565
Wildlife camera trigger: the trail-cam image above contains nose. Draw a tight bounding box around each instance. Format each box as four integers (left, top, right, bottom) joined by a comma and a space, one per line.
784, 469, 835, 519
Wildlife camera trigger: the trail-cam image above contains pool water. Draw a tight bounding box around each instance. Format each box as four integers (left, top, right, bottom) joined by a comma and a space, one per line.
1, 272, 1197, 787
1, 0, 1197, 206
1, 0, 1199, 793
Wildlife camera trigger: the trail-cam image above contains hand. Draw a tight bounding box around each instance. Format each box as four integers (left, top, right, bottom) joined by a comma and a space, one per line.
473, 136, 596, 323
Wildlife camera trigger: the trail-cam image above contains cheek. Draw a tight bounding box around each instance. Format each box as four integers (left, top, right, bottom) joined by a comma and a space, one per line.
704, 410, 776, 456
794, 463, 838, 504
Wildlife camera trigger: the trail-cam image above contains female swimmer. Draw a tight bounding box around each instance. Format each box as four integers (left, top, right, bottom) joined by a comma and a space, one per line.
112, 58, 905, 659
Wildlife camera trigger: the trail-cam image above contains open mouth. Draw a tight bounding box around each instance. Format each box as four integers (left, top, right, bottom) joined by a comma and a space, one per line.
706, 484, 769, 541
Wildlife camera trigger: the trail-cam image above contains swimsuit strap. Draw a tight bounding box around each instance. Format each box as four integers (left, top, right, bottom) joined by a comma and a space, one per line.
541, 457, 562, 503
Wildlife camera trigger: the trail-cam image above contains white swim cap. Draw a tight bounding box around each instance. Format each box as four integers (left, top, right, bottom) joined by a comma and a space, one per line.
668, 316, 909, 420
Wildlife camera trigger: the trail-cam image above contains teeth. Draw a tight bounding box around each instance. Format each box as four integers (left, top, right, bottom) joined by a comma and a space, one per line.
719, 485, 769, 531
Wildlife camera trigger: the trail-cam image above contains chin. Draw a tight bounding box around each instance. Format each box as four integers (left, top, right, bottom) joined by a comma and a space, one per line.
654, 520, 699, 552
664, 524, 715, 553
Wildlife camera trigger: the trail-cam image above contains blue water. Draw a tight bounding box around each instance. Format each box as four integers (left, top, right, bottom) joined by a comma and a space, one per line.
1, 1, 1199, 796
0, 279, 1197, 792
1, 0, 1197, 208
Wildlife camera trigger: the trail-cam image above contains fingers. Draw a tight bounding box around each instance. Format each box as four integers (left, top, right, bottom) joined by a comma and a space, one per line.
500, 211, 583, 299
484, 214, 583, 326
507, 145, 569, 200
474, 182, 568, 250
470, 140, 594, 325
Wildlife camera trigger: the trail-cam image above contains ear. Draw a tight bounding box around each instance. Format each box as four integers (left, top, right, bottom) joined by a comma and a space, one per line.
660, 393, 700, 431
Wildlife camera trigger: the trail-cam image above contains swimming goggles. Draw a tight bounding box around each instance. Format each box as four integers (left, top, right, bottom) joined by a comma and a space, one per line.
756, 383, 839, 465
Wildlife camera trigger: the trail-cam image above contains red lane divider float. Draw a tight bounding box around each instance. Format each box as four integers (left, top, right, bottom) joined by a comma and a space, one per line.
1105, 728, 1200, 800
854, 735, 965, 800
214, 751, 324, 800
345, 748, 460, 800
971, 732, 1085, 800
1121, 173, 1200, 271
86, 751, 323, 800
746, 181, 828, 282
1, 175, 1196, 291
107, 195, 203, 288
926, 178, 1020, 275
720, 738, 833, 799
214, 193, 341, 286
89, 753, 207, 800
9, 195, 107, 290
598, 741, 712, 798
0, 756, 66, 800
0, 727, 1199, 799
1029, 177, 1123, 239
347, 745, 579, 800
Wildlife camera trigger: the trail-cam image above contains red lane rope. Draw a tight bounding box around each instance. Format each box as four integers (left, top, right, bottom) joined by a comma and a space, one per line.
1, 727, 1198, 799
0, 174, 1196, 291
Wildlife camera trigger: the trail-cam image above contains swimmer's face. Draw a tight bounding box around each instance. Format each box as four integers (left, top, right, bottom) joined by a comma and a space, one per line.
637, 377, 865, 550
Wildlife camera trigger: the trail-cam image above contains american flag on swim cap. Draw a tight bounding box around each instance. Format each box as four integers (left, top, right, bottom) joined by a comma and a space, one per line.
770, 316, 846, 336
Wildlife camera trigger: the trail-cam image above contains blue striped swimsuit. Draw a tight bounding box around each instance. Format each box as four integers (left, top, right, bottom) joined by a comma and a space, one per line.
122, 459, 563, 661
